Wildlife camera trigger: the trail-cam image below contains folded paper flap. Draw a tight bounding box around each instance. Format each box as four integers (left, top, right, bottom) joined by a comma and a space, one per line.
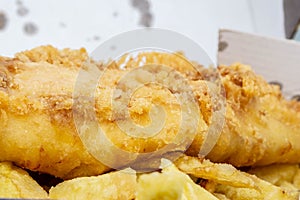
218, 29, 300, 99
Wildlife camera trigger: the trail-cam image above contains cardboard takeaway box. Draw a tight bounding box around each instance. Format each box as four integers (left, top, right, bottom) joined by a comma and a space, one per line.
218, 29, 300, 100
217, 0, 300, 99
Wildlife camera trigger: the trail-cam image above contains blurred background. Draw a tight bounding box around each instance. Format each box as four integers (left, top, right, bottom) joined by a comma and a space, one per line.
0, 0, 299, 62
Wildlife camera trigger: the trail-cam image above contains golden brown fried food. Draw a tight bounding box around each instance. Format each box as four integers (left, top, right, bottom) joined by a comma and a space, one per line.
136, 160, 218, 200
175, 156, 298, 200
199, 64, 300, 167
0, 162, 48, 198
49, 169, 137, 200
0, 46, 202, 178
1, 46, 300, 180
48, 157, 298, 200
0, 46, 110, 179
248, 164, 300, 194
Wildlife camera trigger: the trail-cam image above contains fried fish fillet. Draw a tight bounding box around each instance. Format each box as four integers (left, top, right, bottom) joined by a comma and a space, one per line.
0, 46, 110, 179
1, 46, 300, 179
198, 64, 300, 166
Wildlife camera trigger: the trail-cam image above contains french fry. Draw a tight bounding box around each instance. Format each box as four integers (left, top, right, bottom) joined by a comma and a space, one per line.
0, 162, 48, 199
49, 169, 136, 200
249, 164, 300, 197
175, 156, 297, 199
136, 161, 218, 200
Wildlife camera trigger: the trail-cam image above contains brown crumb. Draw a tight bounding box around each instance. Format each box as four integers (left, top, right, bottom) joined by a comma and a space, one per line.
23, 22, 38, 35
0, 11, 8, 30
139, 11, 153, 27
218, 41, 228, 52
130, 0, 153, 27
113, 11, 119, 17
17, 6, 29, 16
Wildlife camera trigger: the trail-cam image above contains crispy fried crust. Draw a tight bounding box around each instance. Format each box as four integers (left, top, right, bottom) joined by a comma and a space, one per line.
200, 64, 300, 166
0, 46, 110, 179
1, 46, 300, 179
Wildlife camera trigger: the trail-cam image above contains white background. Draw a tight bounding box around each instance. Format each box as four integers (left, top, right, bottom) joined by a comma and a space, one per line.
0, 0, 288, 62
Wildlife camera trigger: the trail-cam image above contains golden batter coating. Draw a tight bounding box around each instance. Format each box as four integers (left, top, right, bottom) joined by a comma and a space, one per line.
0, 46, 110, 179
201, 64, 300, 166
1, 46, 300, 179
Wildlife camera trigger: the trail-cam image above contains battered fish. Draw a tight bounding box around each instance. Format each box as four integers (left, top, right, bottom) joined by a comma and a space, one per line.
1, 46, 300, 179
